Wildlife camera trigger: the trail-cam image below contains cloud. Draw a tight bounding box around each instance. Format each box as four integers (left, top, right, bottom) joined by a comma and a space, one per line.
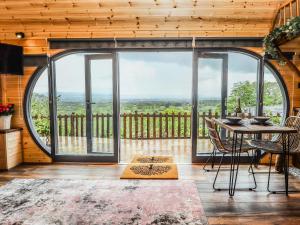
33, 69, 49, 93
32, 51, 280, 100
120, 52, 192, 68
120, 57, 192, 98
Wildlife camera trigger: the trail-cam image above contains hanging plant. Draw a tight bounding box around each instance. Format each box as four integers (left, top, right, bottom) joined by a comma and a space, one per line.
263, 16, 300, 62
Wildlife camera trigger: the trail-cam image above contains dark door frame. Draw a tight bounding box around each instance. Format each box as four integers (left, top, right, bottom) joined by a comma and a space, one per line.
192, 50, 229, 163
50, 52, 119, 162
191, 49, 263, 163
85, 54, 114, 154
196, 52, 229, 118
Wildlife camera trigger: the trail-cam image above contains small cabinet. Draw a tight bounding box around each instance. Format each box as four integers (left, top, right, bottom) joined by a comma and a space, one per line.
0, 128, 23, 170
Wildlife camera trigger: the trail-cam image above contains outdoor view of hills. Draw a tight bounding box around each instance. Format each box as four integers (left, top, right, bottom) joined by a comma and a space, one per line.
30, 80, 284, 143
31, 81, 283, 116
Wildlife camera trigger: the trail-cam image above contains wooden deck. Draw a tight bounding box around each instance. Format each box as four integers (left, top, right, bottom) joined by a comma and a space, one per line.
57, 137, 213, 163
1, 164, 300, 224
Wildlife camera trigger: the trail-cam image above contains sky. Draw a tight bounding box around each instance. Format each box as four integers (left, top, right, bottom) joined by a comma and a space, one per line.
33, 51, 279, 100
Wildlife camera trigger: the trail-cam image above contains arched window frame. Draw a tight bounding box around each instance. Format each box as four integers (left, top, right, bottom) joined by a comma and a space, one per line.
23, 47, 290, 158
23, 66, 51, 156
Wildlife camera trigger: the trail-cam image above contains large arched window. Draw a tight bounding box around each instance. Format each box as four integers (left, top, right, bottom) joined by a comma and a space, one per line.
24, 48, 289, 159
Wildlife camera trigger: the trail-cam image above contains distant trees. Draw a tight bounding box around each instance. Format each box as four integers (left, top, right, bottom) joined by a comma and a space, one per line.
31, 93, 49, 116
227, 81, 283, 113
263, 82, 283, 106
31, 93, 51, 145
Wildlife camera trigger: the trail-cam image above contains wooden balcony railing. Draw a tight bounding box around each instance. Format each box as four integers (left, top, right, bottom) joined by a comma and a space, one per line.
272, 0, 300, 30
32, 111, 281, 139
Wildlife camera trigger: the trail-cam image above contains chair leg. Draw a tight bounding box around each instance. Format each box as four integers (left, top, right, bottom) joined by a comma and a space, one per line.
213, 153, 225, 191
247, 151, 257, 190
266, 153, 299, 194
211, 149, 216, 169
248, 149, 256, 173
203, 148, 216, 172
267, 153, 274, 193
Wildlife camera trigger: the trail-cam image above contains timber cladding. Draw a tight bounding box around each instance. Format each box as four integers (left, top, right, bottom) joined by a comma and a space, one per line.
0, 0, 287, 39
0, 38, 52, 162
0, 66, 52, 163
0, 39, 298, 163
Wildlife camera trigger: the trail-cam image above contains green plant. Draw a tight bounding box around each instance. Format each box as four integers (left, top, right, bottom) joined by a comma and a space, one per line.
264, 16, 300, 63
34, 117, 51, 145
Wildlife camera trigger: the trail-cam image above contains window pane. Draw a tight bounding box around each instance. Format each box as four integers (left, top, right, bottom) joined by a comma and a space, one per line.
89, 58, 114, 154
263, 66, 284, 124
197, 57, 222, 155
227, 53, 258, 117
54, 54, 87, 155
119, 52, 192, 163
30, 69, 51, 148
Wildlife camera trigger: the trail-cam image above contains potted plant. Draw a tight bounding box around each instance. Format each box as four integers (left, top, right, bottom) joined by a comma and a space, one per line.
34, 117, 51, 146
0, 104, 14, 130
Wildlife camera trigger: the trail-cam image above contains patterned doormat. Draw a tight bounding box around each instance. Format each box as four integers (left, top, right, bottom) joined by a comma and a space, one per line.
121, 155, 178, 179
121, 163, 178, 179
0, 179, 207, 225
131, 155, 174, 163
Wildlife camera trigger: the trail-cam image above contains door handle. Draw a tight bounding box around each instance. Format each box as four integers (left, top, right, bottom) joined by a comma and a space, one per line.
86, 101, 96, 105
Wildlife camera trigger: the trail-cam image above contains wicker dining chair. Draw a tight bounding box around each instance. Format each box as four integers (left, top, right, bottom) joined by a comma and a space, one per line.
205, 118, 257, 191
202, 120, 217, 172
248, 116, 300, 193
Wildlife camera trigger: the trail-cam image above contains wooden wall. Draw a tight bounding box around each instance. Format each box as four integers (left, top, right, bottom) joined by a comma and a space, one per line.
0, 0, 285, 39
0, 39, 51, 163
0, 39, 299, 163
271, 37, 300, 166
280, 37, 300, 112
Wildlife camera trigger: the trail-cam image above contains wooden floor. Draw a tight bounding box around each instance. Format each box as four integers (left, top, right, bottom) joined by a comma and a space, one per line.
1, 163, 300, 224
57, 137, 213, 163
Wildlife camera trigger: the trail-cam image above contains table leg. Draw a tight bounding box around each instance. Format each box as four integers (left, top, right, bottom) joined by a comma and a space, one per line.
228, 132, 243, 197
233, 134, 243, 193
284, 133, 290, 196
228, 132, 237, 196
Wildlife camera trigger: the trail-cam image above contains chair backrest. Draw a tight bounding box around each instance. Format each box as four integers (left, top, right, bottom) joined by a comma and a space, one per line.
276, 116, 300, 152
205, 118, 228, 153
285, 116, 300, 152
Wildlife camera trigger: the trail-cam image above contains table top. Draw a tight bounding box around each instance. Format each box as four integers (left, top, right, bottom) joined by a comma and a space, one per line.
0, 128, 23, 134
213, 119, 297, 134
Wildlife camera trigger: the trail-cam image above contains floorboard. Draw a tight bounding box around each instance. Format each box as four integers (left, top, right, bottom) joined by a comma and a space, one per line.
0, 163, 300, 225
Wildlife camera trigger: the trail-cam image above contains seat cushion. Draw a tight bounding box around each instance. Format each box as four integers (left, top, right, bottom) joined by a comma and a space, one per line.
222, 139, 256, 152
247, 140, 283, 154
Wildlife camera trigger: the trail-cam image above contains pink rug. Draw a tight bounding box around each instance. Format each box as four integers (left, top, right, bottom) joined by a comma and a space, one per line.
0, 179, 207, 225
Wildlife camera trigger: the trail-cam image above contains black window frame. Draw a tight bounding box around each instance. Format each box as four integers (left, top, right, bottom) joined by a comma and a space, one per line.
23, 47, 290, 162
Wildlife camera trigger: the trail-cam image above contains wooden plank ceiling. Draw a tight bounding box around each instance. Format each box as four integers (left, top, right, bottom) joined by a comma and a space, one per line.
0, 0, 287, 39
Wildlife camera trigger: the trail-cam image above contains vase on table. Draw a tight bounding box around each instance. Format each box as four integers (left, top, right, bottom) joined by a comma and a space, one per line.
0, 103, 15, 130
0, 115, 12, 130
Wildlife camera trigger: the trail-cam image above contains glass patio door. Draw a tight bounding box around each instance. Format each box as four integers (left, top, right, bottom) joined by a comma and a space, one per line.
53, 53, 119, 162
192, 51, 228, 163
